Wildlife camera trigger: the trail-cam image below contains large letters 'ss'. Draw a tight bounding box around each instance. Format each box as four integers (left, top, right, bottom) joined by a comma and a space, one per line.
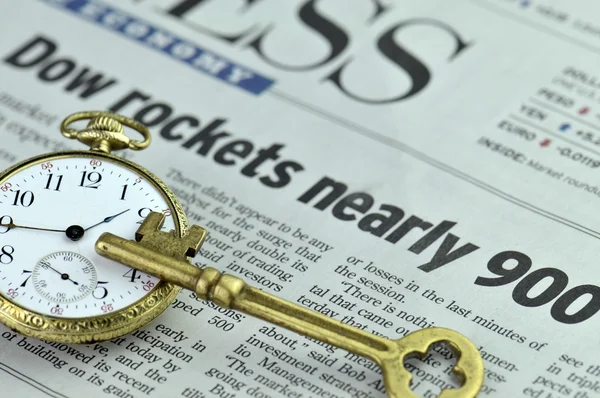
163, 0, 473, 104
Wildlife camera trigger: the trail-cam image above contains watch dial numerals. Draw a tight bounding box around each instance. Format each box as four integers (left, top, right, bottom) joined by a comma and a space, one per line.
12, 190, 35, 207
0, 155, 176, 318
120, 184, 129, 200
45, 174, 64, 191
101, 303, 114, 313
137, 207, 152, 224
79, 171, 103, 189
0, 182, 12, 192
20, 270, 32, 288
0, 245, 14, 264
50, 306, 63, 316
123, 268, 140, 283
93, 281, 109, 300
142, 280, 155, 291
137, 207, 171, 226
0, 215, 13, 234
78, 284, 92, 294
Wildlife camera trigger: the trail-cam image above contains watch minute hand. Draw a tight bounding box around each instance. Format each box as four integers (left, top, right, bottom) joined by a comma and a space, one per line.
0, 222, 65, 233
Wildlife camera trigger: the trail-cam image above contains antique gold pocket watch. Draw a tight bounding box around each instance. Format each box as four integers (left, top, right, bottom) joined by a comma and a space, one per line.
0, 111, 485, 398
0, 111, 187, 343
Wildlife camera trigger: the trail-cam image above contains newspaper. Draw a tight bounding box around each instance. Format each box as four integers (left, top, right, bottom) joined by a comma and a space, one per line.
1, 0, 600, 396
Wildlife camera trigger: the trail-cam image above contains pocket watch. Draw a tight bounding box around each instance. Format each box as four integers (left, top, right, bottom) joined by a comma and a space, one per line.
0, 111, 189, 343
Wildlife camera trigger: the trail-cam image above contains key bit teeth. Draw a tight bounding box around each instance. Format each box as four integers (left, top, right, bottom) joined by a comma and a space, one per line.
182, 225, 206, 257
135, 211, 165, 242
134, 211, 207, 259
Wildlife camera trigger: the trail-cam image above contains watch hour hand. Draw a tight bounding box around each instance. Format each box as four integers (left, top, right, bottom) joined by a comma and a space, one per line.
84, 209, 131, 231
63, 209, 131, 242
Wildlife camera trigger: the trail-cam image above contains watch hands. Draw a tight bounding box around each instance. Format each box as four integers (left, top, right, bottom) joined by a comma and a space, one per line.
85, 209, 131, 231
64, 209, 131, 242
0, 222, 65, 233
41, 262, 79, 286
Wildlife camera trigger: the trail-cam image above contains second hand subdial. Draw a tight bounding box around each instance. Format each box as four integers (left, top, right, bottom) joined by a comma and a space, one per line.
33, 252, 98, 304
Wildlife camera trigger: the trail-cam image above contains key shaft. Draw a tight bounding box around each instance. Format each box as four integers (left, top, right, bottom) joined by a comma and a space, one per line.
96, 232, 390, 360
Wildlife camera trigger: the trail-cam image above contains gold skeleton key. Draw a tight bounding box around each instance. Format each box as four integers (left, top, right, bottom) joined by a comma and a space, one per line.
95, 212, 484, 398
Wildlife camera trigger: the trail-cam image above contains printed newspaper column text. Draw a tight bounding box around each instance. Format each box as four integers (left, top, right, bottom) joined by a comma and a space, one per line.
0, 321, 203, 396
166, 168, 333, 294
524, 353, 600, 398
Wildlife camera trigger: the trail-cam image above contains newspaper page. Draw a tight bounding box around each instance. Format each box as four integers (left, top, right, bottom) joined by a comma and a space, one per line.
1, 0, 600, 397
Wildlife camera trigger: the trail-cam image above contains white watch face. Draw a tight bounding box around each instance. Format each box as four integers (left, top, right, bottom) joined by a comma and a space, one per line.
0, 154, 176, 318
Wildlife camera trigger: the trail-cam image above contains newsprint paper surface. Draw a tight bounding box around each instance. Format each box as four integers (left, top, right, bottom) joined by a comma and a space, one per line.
1, 0, 600, 397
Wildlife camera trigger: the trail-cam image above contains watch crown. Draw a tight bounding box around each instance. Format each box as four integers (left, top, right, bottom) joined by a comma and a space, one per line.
60, 111, 151, 153
79, 116, 129, 153
86, 116, 125, 135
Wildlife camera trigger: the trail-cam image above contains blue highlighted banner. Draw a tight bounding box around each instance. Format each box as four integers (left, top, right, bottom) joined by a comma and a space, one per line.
41, 0, 275, 95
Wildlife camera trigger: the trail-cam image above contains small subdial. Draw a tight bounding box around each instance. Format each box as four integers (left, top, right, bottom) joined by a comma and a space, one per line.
33, 252, 98, 304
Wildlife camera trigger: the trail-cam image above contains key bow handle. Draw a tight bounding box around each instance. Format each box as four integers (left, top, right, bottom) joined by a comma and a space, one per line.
382, 327, 484, 398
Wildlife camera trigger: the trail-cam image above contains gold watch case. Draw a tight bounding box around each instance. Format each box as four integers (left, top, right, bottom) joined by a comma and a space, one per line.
0, 150, 187, 343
